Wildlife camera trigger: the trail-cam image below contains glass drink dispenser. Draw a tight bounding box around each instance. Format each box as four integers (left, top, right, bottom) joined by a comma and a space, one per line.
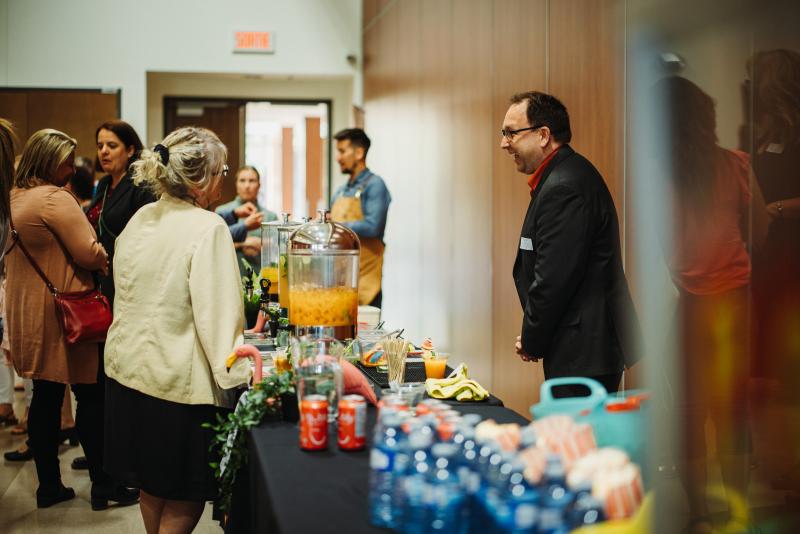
287, 209, 360, 340
261, 214, 301, 306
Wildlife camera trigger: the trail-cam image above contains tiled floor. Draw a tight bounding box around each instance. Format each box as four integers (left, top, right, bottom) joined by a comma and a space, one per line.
0, 389, 221, 534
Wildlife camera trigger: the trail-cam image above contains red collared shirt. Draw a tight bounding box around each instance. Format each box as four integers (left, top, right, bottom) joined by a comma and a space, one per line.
528, 148, 561, 196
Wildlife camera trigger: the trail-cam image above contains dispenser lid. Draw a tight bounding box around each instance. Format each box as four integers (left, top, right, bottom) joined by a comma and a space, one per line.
262, 212, 302, 231
289, 209, 360, 252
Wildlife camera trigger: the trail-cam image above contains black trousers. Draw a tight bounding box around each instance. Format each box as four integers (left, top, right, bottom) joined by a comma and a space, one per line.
549, 373, 623, 399
28, 356, 111, 491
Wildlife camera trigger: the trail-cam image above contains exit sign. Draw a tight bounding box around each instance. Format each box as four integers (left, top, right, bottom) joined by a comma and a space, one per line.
234, 31, 275, 54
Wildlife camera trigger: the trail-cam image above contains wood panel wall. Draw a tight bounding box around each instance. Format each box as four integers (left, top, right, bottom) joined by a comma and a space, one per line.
0, 90, 119, 162
281, 127, 294, 212
490, 0, 549, 417
363, 0, 627, 417
305, 117, 323, 214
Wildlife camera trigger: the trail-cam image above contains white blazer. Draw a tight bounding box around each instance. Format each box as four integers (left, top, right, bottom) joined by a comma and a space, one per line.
105, 194, 251, 407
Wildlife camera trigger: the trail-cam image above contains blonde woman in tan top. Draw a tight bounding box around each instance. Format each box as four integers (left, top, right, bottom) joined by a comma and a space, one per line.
6, 129, 137, 510
104, 126, 251, 534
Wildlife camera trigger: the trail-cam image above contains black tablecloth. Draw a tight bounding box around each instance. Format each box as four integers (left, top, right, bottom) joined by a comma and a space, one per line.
225, 403, 528, 534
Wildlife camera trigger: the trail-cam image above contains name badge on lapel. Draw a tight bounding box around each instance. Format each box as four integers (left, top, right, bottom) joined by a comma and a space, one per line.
520, 237, 533, 251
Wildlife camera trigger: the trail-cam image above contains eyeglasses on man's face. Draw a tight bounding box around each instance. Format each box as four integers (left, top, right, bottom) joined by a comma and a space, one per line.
500, 125, 544, 142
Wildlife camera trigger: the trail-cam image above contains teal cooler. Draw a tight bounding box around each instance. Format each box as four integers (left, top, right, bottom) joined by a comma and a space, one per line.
530, 377, 650, 470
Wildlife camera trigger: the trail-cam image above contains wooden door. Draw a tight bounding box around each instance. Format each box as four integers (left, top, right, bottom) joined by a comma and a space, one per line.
0, 89, 119, 161
164, 100, 244, 208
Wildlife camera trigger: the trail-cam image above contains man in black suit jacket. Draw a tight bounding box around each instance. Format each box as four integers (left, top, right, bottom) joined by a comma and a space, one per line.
502, 91, 639, 395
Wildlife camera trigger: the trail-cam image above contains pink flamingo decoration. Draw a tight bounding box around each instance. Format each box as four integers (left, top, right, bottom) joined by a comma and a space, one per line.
225, 344, 264, 383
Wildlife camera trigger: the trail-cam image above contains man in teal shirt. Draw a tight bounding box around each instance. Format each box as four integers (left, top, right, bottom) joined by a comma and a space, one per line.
215, 166, 278, 271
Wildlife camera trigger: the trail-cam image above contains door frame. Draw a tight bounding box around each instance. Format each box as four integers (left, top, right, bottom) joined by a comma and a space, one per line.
0, 86, 121, 115
162, 95, 334, 206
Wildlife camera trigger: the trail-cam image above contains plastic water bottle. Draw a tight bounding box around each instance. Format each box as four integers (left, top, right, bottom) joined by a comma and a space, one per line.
569, 481, 593, 501
538, 455, 574, 534
461, 413, 482, 428
478, 447, 511, 534
567, 495, 606, 529
392, 432, 432, 532
390, 422, 418, 530
454, 425, 479, 534
484, 451, 520, 533
369, 415, 405, 528
418, 414, 439, 442
469, 439, 497, 533
427, 443, 465, 532
401, 432, 435, 534
520, 425, 538, 449
372, 407, 397, 442
494, 461, 539, 533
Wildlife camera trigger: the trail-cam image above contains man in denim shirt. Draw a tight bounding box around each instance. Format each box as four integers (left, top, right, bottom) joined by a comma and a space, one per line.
330, 129, 391, 308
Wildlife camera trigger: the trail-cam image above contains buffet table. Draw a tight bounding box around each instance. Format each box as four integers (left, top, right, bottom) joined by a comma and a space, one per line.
225, 401, 528, 534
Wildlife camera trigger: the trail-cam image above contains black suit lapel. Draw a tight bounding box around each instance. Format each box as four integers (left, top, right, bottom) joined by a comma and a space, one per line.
522, 145, 575, 232
530, 144, 574, 199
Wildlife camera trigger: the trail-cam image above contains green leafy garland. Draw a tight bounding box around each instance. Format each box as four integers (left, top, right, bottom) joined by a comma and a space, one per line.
203, 369, 296, 512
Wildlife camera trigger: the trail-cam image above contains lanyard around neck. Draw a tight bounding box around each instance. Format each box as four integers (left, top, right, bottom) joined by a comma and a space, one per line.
98, 183, 118, 240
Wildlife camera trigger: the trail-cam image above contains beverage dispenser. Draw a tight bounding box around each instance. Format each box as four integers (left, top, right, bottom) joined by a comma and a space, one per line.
287, 209, 360, 340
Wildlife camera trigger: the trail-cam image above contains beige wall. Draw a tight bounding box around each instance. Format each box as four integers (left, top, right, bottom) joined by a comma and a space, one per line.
363, 0, 628, 417
146, 72, 354, 199
0, 0, 361, 136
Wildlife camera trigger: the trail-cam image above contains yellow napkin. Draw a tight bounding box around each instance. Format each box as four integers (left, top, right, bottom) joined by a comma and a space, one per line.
425, 364, 489, 401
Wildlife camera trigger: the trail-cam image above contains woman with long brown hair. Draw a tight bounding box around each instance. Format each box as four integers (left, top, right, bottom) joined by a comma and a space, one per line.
660, 76, 767, 532
67, 120, 155, 473
745, 48, 800, 497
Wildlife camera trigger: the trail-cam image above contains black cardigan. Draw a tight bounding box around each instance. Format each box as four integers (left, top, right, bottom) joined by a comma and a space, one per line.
86, 173, 156, 306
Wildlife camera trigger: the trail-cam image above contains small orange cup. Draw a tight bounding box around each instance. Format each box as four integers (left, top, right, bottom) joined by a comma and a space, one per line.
424, 352, 448, 379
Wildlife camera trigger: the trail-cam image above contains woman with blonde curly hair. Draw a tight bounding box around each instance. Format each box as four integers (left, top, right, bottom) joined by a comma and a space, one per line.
104, 126, 251, 533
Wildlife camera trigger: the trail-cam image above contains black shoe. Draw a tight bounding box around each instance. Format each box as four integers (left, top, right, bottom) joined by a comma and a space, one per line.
4, 447, 33, 462
59, 427, 79, 446
36, 483, 75, 508
90, 484, 140, 511
71, 455, 89, 470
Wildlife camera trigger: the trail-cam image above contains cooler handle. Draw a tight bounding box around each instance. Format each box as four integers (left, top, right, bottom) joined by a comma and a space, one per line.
539, 377, 608, 407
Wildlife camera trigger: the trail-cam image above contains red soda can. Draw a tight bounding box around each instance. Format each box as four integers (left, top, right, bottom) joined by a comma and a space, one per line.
338, 395, 367, 451
300, 394, 329, 451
